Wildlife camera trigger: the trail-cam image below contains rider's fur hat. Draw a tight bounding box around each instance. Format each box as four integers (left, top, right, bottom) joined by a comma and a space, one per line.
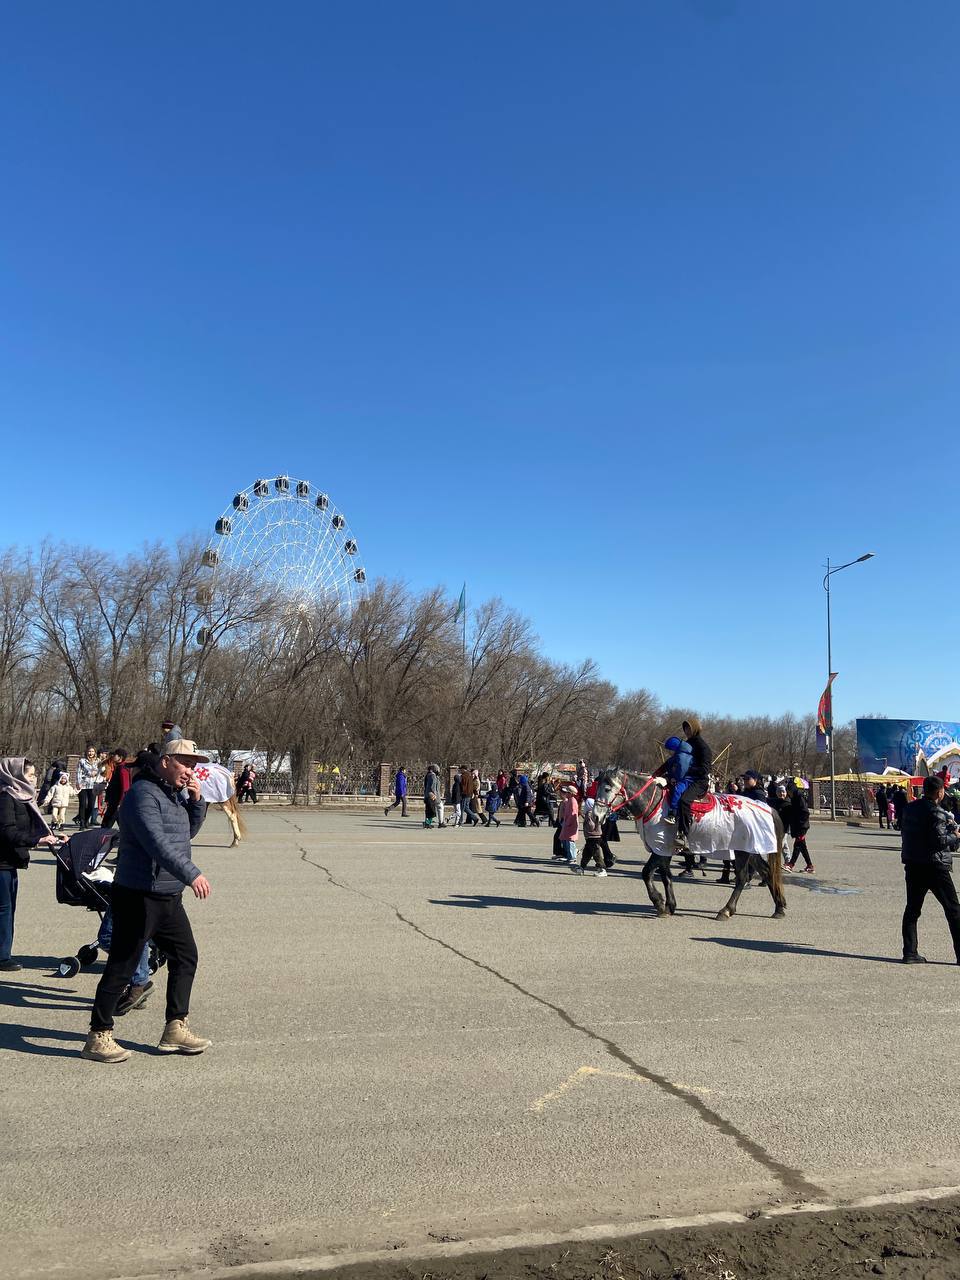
683, 715, 702, 736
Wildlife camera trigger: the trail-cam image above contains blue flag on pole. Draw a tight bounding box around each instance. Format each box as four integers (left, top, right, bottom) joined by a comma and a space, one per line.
454, 584, 466, 622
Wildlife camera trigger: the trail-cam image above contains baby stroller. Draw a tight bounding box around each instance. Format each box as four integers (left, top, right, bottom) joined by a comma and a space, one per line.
53, 829, 165, 979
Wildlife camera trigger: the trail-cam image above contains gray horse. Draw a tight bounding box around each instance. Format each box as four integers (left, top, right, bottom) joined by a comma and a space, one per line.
594, 768, 786, 920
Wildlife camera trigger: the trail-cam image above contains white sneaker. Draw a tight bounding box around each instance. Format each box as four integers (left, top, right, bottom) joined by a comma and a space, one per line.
594, 869, 608, 877
662, 813, 676, 825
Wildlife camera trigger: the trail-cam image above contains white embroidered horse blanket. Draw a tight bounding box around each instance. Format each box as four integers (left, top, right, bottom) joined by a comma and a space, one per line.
193, 762, 235, 805
642, 792, 779, 859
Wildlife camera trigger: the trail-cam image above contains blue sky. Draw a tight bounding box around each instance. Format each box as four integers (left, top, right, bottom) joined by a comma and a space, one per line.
2, 1, 957, 722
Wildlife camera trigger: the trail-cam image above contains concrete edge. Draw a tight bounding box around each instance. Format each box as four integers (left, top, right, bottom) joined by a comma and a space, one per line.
108, 1184, 960, 1280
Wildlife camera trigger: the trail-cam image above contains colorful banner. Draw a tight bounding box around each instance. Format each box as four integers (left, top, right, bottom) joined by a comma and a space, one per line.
816, 673, 837, 754
856, 719, 960, 779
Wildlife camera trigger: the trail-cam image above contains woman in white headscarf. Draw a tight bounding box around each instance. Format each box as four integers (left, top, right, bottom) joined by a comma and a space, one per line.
0, 757, 54, 972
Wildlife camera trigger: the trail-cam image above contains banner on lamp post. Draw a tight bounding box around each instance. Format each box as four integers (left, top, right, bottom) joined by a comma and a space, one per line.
816, 673, 838, 754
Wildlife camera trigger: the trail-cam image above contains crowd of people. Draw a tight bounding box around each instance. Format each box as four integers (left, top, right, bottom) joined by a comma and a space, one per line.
872, 781, 911, 830
31, 744, 260, 832
390, 761, 593, 830
3, 716, 960, 1065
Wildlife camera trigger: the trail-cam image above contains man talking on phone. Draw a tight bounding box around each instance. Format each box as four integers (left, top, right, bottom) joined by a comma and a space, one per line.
82, 735, 212, 1063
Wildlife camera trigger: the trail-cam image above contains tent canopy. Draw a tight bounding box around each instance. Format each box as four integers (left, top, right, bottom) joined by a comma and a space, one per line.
813, 772, 920, 784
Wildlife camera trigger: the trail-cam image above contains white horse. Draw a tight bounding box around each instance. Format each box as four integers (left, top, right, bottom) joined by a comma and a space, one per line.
594, 769, 786, 920
194, 762, 246, 848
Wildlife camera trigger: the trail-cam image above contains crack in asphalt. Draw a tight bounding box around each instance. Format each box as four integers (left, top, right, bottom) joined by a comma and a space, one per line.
289, 825, 822, 1201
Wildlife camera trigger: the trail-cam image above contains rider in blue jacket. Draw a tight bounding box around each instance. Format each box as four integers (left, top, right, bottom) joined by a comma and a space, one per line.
660, 735, 693, 825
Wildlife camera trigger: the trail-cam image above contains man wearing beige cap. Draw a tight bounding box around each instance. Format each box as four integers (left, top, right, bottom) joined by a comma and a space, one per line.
82, 732, 212, 1063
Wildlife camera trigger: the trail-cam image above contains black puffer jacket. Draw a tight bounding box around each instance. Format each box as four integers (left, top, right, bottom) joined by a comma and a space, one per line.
534, 780, 556, 816
742, 785, 769, 805
789, 790, 810, 836
684, 718, 714, 783
901, 798, 960, 869
0, 793, 34, 870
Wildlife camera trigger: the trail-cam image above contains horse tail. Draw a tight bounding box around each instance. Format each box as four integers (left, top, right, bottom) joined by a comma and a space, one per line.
769, 811, 785, 897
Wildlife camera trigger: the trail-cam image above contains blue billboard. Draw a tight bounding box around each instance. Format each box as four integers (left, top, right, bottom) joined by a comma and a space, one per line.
856, 719, 960, 775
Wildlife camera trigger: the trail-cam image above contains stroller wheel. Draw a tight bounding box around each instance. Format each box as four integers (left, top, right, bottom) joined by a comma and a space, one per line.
77, 944, 99, 967
57, 956, 81, 978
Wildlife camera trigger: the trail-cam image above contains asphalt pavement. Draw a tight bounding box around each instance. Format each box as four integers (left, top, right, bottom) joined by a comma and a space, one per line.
3, 807, 959, 1280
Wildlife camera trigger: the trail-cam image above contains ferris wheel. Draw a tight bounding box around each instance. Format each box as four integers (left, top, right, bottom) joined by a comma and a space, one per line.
198, 475, 367, 622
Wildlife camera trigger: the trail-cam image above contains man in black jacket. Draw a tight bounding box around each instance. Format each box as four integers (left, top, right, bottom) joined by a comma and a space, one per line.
674, 716, 713, 850
740, 770, 768, 804
900, 776, 960, 965
892, 785, 908, 830
82, 739, 213, 1063
875, 783, 888, 829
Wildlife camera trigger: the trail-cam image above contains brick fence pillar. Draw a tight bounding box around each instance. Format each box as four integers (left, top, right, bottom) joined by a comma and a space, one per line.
379, 763, 392, 798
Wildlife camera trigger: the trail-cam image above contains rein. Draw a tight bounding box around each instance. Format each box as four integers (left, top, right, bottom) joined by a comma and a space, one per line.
608, 774, 660, 823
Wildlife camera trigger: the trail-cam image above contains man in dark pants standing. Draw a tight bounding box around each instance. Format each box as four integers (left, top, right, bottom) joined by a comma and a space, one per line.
900, 775, 960, 965
81, 739, 212, 1063
875, 782, 888, 829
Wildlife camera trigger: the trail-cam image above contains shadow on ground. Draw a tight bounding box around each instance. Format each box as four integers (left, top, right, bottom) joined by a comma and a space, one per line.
690, 936, 948, 964
429, 893, 774, 921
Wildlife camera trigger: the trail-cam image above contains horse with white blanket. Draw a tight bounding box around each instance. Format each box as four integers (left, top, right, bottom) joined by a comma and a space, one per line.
193, 762, 246, 847
594, 769, 786, 920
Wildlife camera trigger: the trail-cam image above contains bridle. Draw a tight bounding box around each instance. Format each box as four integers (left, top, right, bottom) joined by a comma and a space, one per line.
605, 773, 661, 824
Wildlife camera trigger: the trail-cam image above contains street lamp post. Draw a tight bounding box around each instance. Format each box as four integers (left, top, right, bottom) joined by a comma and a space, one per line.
823, 553, 875, 820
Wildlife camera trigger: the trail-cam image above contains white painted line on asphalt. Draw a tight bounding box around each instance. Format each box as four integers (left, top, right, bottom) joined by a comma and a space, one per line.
529, 1064, 714, 1111
105, 1184, 960, 1280
288, 841, 499, 847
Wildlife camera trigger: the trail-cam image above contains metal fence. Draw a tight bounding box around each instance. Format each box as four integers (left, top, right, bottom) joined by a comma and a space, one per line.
314, 761, 382, 797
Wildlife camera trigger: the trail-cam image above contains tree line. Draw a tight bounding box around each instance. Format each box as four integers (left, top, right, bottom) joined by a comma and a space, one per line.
0, 541, 856, 792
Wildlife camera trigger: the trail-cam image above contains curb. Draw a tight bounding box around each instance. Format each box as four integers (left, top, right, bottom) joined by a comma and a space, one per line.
100, 1184, 960, 1280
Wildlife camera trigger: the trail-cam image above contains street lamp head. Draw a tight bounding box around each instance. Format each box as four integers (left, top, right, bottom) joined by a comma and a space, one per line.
857, 552, 875, 562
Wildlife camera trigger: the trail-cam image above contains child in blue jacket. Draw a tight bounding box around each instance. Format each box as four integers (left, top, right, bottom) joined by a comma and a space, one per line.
484, 786, 502, 828
660, 735, 693, 825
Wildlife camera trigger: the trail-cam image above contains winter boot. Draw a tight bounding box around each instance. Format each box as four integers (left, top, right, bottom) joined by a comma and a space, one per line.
157, 1018, 211, 1054
81, 1029, 131, 1063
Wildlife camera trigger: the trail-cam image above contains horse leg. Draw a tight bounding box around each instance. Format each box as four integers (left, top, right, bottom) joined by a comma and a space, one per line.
642, 855, 668, 916
756, 853, 787, 918
660, 855, 677, 915
223, 798, 241, 847
716, 851, 748, 920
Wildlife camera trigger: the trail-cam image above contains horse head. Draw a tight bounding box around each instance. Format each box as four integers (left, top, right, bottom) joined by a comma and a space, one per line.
593, 768, 623, 819
594, 767, 663, 823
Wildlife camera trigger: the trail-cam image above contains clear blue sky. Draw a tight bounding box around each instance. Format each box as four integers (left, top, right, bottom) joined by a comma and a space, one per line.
2, 1, 957, 722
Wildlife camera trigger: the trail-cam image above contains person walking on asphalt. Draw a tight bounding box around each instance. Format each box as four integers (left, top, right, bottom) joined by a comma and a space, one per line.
785, 783, 814, 873
384, 765, 408, 818
875, 782, 888, 829
900, 775, 960, 965
81, 737, 213, 1063
0, 758, 57, 971
892, 785, 908, 830
578, 798, 607, 876
558, 784, 579, 868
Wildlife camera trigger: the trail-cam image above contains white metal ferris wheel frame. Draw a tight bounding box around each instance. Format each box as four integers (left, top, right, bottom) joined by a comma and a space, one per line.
201, 475, 367, 614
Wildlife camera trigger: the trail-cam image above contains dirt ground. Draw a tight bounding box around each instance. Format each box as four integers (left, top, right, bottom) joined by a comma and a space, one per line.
311, 1198, 960, 1280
